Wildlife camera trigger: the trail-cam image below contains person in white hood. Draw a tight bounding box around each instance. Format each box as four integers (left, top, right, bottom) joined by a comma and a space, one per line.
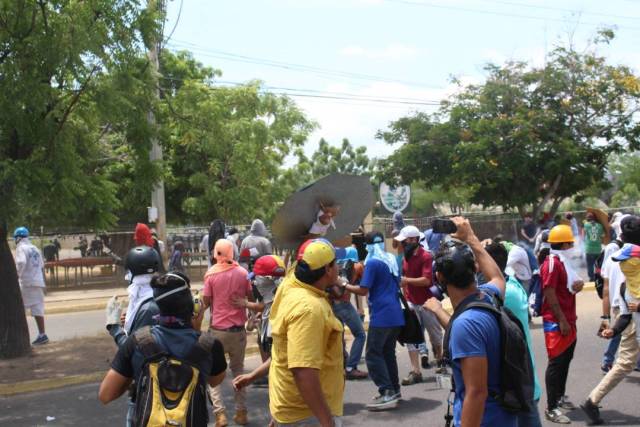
13, 227, 48, 345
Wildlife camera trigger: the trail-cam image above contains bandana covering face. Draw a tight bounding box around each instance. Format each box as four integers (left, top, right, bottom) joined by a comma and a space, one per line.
365, 242, 399, 278
550, 249, 582, 294
125, 274, 154, 333
205, 239, 239, 277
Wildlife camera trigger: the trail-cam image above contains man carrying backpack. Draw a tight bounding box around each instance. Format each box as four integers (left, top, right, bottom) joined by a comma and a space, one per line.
99, 272, 227, 427
422, 217, 524, 427
541, 224, 584, 424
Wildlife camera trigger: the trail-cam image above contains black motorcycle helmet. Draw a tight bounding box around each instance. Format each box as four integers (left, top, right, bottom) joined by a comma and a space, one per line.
151, 272, 193, 321
125, 246, 161, 278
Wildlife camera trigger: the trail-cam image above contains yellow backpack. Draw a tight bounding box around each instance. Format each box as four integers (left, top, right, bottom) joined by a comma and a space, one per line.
132, 327, 215, 427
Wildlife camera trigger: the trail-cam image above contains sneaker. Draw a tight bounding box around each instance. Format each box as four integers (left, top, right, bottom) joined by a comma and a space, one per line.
600, 364, 612, 374
215, 411, 228, 427
366, 390, 398, 411
233, 409, 248, 426
346, 368, 368, 380
421, 354, 431, 369
580, 398, 604, 425
32, 334, 49, 345
252, 376, 269, 388
401, 371, 423, 386
392, 391, 402, 401
545, 408, 571, 424
558, 396, 577, 410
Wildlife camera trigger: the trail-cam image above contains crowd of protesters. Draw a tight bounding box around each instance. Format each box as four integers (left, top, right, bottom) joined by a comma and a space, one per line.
14, 207, 640, 426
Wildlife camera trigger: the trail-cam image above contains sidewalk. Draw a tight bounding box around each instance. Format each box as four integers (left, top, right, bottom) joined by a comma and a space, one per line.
43, 282, 205, 314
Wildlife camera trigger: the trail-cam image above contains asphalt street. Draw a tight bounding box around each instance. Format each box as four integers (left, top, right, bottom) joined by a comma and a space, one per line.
5, 291, 640, 426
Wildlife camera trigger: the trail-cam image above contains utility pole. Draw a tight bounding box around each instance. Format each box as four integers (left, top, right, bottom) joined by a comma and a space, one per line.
148, 0, 167, 251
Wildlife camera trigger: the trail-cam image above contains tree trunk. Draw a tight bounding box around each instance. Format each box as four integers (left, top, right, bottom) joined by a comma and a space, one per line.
532, 175, 563, 221
549, 196, 565, 218
0, 221, 31, 359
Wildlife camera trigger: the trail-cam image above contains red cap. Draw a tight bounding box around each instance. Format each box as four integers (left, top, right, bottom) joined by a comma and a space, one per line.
253, 255, 286, 277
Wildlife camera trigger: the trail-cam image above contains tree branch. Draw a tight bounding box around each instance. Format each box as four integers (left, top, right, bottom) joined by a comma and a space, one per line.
533, 174, 562, 220
49, 65, 100, 146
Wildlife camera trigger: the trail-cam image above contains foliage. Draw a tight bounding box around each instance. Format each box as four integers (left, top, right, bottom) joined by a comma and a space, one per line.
295, 138, 374, 182
377, 32, 640, 218
159, 52, 315, 223
0, 0, 159, 229
611, 184, 640, 208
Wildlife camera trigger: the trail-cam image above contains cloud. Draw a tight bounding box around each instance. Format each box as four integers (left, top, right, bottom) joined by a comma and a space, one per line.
339, 43, 420, 61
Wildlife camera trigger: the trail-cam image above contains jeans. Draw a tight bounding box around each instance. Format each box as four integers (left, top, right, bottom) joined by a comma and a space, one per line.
366, 326, 401, 394
332, 302, 366, 370
586, 252, 600, 282
406, 302, 443, 357
517, 399, 542, 427
602, 333, 622, 367
545, 339, 577, 410
126, 399, 135, 427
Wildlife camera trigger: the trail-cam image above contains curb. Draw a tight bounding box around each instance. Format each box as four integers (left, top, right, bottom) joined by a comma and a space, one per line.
0, 345, 262, 397
0, 372, 104, 397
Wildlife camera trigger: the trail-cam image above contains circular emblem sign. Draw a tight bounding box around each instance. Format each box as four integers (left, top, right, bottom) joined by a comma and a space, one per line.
379, 183, 411, 212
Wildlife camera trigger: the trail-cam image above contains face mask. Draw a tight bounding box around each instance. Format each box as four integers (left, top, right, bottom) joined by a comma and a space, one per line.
403, 242, 419, 259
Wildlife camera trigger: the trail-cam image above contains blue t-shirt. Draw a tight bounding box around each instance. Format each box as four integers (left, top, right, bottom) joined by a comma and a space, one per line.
360, 258, 405, 328
449, 283, 517, 427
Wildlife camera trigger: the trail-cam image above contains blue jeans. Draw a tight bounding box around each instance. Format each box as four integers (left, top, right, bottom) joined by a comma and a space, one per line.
602, 333, 622, 367
517, 399, 542, 427
333, 302, 366, 370
126, 399, 135, 426
586, 252, 599, 282
365, 326, 401, 394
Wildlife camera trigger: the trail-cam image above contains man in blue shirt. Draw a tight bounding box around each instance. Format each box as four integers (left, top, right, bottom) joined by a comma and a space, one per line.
423, 217, 516, 427
342, 231, 404, 412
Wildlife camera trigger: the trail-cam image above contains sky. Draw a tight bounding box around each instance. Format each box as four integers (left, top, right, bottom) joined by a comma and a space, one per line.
163, 0, 640, 160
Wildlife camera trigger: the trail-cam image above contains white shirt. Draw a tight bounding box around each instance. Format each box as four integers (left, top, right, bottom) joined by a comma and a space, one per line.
15, 239, 45, 288
602, 256, 625, 309
506, 245, 532, 281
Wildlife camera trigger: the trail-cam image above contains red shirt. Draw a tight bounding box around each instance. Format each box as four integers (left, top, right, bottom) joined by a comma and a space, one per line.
541, 255, 577, 325
203, 266, 252, 329
402, 247, 433, 305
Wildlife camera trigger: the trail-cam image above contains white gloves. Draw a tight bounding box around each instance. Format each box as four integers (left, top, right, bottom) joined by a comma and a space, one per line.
105, 295, 122, 327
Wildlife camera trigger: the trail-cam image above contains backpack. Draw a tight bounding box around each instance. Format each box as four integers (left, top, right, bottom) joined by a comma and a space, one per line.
594, 240, 623, 299
131, 327, 216, 427
443, 291, 534, 413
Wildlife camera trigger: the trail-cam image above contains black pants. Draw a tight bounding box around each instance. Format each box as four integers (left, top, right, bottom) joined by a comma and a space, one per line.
545, 339, 577, 410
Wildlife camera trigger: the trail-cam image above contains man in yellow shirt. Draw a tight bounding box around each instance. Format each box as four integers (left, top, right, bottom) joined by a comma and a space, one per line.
269, 239, 345, 427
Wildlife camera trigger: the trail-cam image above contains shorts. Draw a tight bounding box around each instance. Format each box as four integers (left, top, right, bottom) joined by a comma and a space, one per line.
21, 286, 45, 317
406, 302, 443, 353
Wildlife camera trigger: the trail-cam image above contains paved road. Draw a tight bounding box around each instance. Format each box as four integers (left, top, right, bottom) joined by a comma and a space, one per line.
6, 291, 640, 426
28, 310, 106, 342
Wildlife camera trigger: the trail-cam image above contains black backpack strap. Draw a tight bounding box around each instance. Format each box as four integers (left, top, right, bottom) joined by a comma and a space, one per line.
185, 331, 217, 368
132, 326, 165, 361
443, 293, 499, 363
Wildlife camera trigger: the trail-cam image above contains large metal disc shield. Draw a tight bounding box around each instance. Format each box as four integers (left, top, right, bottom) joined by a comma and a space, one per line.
272, 174, 374, 248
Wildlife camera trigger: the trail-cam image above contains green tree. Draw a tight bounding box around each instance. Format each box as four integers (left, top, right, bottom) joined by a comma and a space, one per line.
378, 32, 640, 219
161, 61, 315, 223
301, 138, 374, 180
0, 0, 159, 358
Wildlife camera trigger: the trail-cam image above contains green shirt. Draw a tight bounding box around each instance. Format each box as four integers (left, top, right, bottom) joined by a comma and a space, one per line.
583, 221, 604, 254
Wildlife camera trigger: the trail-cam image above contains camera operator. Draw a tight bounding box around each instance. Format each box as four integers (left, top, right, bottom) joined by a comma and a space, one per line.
422, 217, 516, 427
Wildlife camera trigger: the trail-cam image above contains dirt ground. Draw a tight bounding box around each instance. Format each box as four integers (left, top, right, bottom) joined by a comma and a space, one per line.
0, 335, 116, 384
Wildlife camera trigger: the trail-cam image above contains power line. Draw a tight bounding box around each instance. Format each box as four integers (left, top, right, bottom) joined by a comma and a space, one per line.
471, 0, 640, 21
160, 76, 443, 105
166, 40, 443, 89
382, 0, 640, 32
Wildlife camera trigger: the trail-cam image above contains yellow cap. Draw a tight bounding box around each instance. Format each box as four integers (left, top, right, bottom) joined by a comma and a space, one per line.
301, 240, 336, 270
548, 224, 575, 244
